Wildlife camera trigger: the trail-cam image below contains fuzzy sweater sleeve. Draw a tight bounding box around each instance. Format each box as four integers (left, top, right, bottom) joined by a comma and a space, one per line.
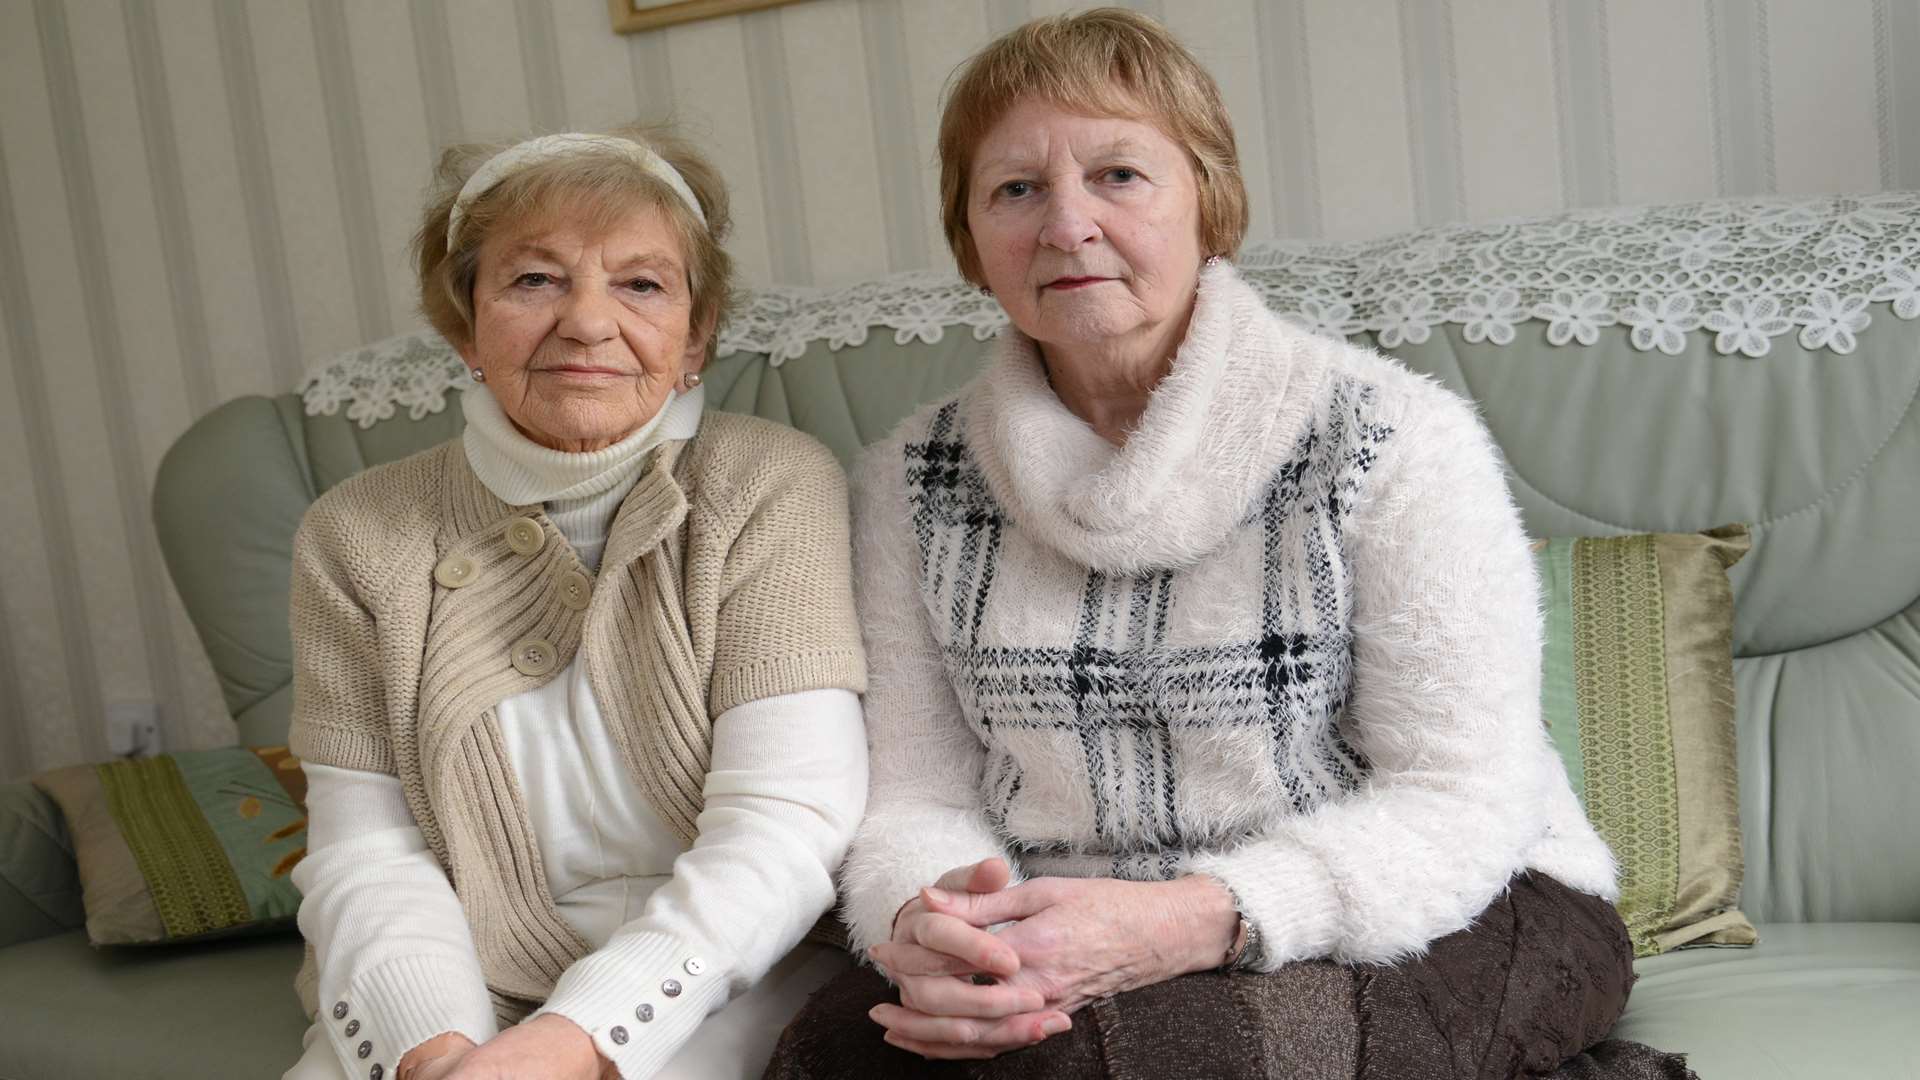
1189, 383, 1572, 967
836, 431, 1013, 956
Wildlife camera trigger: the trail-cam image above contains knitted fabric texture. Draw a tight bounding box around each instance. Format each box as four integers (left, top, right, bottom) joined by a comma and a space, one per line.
839, 262, 1616, 967
288, 411, 865, 1009
461, 384, 704, 572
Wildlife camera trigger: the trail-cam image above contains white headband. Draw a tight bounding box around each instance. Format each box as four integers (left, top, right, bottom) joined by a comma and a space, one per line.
446, 132, 707, 252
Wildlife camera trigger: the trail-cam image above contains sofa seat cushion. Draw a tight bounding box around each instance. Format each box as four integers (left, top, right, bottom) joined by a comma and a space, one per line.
1615, 922, 1920, 1078
0, 929, 309, 1080
0, 929, 854, 1079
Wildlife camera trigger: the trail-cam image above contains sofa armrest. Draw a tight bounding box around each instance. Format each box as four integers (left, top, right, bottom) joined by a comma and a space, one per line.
0, 780, 84, 948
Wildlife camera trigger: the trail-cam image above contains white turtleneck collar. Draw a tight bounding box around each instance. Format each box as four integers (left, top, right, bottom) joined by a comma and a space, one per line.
962, 260, 1337, 576
462, 383, 704, 571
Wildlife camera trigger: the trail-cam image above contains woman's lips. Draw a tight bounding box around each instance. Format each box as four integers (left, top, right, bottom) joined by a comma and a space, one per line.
539, 365, 629, 378
1044, 276, 1110, 290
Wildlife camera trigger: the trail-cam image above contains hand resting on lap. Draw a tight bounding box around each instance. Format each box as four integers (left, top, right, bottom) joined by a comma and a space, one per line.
398, 1015, 614, 1080
867, 857, 1240, 1060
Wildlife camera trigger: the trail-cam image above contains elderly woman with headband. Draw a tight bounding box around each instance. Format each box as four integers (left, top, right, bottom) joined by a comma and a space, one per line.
769, 11, 1691, 1079
280, 125, 867, 1080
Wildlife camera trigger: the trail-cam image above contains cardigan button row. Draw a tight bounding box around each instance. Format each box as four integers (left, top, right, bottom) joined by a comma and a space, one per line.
434, 557, 592, 605
432, 517, 543, 590
434, 518, 592, 679
434, 520, 592, 599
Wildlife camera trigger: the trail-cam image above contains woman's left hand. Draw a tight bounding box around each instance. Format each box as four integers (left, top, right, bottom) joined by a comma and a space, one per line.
428, 1014, 610, 1080
868, 874, 1241, 1054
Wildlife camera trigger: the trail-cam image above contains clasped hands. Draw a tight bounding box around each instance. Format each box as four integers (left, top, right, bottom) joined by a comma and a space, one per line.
866, 857, 1240, 1061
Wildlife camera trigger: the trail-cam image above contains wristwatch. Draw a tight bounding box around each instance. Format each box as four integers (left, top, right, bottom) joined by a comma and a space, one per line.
1222, 912, 1260, 970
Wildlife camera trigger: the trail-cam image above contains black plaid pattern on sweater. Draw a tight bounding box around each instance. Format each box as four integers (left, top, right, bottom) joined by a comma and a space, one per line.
905, 376, 1395, 880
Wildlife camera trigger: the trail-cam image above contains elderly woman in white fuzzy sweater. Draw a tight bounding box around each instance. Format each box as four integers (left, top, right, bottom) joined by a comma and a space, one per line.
767, 11, 1692, 1080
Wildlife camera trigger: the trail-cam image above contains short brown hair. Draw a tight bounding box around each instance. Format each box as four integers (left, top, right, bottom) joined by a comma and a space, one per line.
414, 123, 734, 355
938, 8, 1248, 285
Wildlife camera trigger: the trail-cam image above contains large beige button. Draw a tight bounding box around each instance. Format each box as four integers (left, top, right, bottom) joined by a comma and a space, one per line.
434, 554, 477, 589
558, 570, 591, 611
504, 517, 545, 556
510, 636, 557, 677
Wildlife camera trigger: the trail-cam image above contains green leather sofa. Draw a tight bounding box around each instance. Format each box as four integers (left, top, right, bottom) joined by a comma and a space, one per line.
3, 197, 1918, 1078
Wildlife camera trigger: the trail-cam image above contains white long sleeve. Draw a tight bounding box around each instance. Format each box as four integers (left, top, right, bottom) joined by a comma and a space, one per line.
292, 763, 498, 1075
532, 687, 866, 1079
834, 444, 1016, 957
1188, 382, 1603, 967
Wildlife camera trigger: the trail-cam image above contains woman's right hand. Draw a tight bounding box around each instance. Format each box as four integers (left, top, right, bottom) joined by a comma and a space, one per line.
398, 1033, 475, 1080
867, 858, 1070, 1059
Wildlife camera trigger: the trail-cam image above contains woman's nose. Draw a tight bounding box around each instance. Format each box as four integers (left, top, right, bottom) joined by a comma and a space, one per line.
555, 286, 619, 344
1037, 189, 1101, 252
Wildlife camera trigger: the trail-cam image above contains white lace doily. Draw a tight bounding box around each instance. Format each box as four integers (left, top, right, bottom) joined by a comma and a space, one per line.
303, 193, 1920, 427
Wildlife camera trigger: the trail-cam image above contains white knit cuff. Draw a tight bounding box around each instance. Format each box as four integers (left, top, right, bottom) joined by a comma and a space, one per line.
1188, 843, 1341, 969
839, 835, 1017, 958
321, 953, 498, 1078
534, 930, 730, 1080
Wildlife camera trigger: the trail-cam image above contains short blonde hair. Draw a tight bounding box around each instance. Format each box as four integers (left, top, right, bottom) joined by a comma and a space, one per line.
938, 8, 1248, 286
414, 123, 734, 355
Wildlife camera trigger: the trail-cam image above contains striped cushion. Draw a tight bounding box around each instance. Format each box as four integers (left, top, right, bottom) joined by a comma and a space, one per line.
32, 746, 307, 945
1535, 526, 1755, 957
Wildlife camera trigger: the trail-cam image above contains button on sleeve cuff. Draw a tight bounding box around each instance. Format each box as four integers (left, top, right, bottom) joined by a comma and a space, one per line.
330, 952, 499, 1076
534, 931, 731, 1080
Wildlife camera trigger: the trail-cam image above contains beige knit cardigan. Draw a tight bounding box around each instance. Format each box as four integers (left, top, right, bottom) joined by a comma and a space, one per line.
287, 411, 866, 1016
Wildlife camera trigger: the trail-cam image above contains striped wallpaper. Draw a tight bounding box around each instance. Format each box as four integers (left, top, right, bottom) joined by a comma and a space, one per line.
1, 0, 1912, 779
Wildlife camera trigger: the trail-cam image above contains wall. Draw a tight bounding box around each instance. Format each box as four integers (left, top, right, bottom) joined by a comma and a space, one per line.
1, 0, 1915, 778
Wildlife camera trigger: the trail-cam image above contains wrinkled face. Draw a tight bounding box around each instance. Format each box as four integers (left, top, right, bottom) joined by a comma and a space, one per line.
967, 98, 1205, 352
458, 204, 706, 453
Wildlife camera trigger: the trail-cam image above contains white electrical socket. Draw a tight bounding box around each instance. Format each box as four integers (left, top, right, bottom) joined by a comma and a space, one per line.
106, 702, 162, 758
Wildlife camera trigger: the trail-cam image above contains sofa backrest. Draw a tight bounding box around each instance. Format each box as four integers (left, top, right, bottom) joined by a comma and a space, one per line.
157, 195, 1920, 926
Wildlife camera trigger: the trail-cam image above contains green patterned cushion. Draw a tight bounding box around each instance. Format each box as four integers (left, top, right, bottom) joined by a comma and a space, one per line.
30, 746, 307, 945
1534, 526, 1755, 957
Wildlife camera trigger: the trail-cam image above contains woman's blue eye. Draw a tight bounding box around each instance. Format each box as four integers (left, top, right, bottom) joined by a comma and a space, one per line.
999, 180, 1035, 199
628, 278, 662, 294
515, 272, 553, 288
1106, 167, 1140, 183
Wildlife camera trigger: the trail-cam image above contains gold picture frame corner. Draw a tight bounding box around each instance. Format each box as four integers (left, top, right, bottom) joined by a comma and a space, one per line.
608, 0, 807, 35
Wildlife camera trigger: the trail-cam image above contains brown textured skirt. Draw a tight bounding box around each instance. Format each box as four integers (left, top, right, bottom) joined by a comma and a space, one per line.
763, 873, 1695, 1080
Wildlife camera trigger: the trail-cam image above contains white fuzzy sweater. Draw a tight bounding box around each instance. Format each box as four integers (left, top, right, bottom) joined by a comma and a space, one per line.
838, 261, 1616, 969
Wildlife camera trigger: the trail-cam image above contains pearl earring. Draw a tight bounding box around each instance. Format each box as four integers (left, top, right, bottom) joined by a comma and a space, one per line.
469, 367, 486, 383
1204, 254, 1222, 267
681, 371, 702, 390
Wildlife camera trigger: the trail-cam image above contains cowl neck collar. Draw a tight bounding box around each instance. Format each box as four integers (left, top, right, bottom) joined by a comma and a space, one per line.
963, 261, 1333, 575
